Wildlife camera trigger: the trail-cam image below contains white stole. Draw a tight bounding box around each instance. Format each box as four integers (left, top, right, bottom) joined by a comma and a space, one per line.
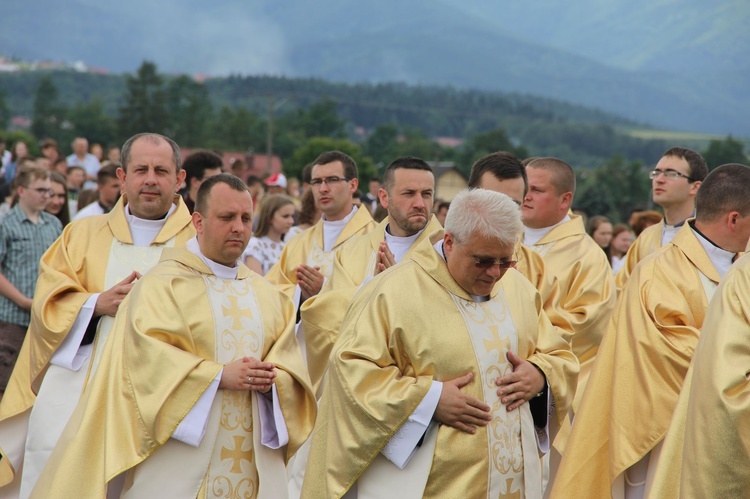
18, 238, 175, 499
124, 274, 286, 499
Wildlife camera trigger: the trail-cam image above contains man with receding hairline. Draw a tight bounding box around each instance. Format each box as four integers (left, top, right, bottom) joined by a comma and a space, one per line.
553, 163, 750, 499
31, 173, 316, 498
0, 132, 195, 496
520, 157, 615, 483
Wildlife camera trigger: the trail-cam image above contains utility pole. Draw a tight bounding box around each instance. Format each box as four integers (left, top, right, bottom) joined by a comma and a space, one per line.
266, 94, 274, 175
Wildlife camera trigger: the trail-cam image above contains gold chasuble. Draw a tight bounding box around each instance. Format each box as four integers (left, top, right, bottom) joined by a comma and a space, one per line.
550, 223, 721, 498
30, 248, 316, 498
300, 215, 443, 392
614, 221, 663, 292
302, 236, 578, 498
514, 241, 575, 350
0, 195, 194, 492
650, 253, 750, 497
523, 215, 615, 417
265, 205, 375, 300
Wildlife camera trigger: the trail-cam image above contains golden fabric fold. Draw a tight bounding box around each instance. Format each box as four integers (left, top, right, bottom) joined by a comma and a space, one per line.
677, 253, 750, 496
300, 215, 443, 392
551, 223, 719, 498
302, 236, 578, 498
0, 196, 194, 487
525, 215, 615, 416
30, 249, 315, 497
614, 220, 663, 292
265, 205, 375, 298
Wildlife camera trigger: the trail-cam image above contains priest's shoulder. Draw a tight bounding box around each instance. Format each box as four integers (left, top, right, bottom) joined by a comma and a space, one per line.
501, 267, 540, 297
59, 212, 111, 240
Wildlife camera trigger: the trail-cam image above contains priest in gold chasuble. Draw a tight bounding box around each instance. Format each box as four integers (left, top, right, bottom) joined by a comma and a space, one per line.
265, 151, 375, 311
551, 163, 750, 499
31, 175, 315, 498
663, 253, 750, 497
301, 157, 442, 395
614, 147, 708, 291
0, 133, 195, 497
521, 159, 615, 423
302, 189, 578, 498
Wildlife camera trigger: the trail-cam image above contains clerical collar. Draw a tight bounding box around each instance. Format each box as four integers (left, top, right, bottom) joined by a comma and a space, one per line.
689, 220, 735, 278
662, 214, 692, 246
321, 206, 357, 252
434, 239, 491, 301
186, 237, 239, 279
124, 203, 177, 247
384, 224, 424, 264
523, 215, 571, 246
98, 201, 112, 214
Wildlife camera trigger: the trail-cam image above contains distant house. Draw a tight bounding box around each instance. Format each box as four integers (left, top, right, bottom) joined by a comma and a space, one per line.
428, 161, 468, 201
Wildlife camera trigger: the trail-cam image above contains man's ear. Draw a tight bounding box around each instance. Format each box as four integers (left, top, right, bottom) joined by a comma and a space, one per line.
192, 211, 204, 234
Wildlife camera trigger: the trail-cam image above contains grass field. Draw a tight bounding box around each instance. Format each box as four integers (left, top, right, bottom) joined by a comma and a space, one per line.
618, 127, 750, 148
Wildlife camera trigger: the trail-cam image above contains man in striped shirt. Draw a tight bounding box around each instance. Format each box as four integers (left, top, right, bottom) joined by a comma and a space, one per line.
0, 166, 62, 394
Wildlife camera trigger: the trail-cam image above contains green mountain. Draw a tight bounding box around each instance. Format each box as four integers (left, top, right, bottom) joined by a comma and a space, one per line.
0, 0, 746, 135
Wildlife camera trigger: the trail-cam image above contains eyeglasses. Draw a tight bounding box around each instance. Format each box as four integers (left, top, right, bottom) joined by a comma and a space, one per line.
30, 188, 54, 196
310, 176, 351, 187
648, 169, 694, 181
455, 241, 517, 270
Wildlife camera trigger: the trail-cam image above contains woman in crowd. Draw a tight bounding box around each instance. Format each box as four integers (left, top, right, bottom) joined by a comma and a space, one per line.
243, 194, 296, 275
608, 223, 635, 273
45, 171, 71, 227
632, 210, 663, 237
287, 188, 320, 239
3, 140, 29, 184
587, 215, 613, 249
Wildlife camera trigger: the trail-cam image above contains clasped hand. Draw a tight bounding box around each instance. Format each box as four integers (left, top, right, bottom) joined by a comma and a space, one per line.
220, 356, 276, 395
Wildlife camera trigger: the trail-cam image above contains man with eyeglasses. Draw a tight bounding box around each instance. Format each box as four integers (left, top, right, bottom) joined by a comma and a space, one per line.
520, 157, 616, 460
302, 188, 577, 498
0, 133, 195, 496
553, 163, 750, 499
265, 150, 375, 312
615, 147, 708, 290
0, 166, 62, 395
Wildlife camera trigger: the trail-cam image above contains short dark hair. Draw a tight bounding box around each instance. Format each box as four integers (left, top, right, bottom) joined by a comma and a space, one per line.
696, 163, 750, 223
437, 201, 450, 213
67, 165, 85, 176
246, 175, 262, 187
195, 173, 250, 214
301, 163, 314, 184
468, 152, 527, 194
382, 156, 433, 193
120, 133, 181, 172
96, 164, 119, 185
312, 151, 357, 180
663, 147, 708, 182
183, 150, 224, 185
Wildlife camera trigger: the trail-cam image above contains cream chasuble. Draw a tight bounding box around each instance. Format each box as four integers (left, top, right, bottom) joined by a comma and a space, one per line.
301, 235, 578, 498
614, 221, 663, 292
649, 253, 750, 497
300, 215, 443, 393
0, 195, 194, 495
550, 223, 723, 499
265, 205, 375, 302
523, 214, 615, 421
30, 248, 316, 498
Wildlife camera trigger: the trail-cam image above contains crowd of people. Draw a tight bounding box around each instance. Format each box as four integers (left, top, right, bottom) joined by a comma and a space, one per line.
0, 132, 748, 498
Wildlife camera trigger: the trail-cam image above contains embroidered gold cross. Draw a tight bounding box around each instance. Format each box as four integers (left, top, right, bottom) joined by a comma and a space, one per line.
483, 325, 510, 362
222, 295, 251, 330
504, 477, 522, 499
221, 435, 253, 474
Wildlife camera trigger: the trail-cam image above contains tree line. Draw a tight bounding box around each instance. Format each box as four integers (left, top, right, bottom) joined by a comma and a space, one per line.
0, 61, 748, 223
